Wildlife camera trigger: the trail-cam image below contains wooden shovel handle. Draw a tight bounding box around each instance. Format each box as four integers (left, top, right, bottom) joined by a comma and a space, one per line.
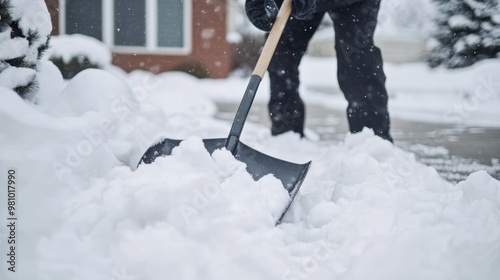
252, 0, 293, 78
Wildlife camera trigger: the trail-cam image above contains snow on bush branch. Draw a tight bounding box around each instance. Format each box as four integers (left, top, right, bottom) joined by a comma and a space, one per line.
429, 0, 500, 68
0, 0, 52, 99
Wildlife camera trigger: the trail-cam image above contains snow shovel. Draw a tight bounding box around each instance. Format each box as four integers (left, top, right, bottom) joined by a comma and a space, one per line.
138, 0, 311, 225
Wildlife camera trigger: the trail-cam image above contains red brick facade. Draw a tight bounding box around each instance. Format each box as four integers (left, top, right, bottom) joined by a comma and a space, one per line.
45, 0, 234, 78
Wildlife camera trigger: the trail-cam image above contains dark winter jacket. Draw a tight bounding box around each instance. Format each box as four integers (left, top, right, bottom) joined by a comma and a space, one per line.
272, 0, 366, 13
246, 0, 369, 32
315, 0, 366, 12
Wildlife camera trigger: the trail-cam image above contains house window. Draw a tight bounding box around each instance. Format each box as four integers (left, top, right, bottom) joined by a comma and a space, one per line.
65, 0, 103, 40
158, 0, 184, 48
114, 0, 146, 47
60, 0, 191, 54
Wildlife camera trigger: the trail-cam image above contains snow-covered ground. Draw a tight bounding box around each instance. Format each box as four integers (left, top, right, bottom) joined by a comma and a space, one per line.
1, 51, 500, 280
1, 0, 499, 278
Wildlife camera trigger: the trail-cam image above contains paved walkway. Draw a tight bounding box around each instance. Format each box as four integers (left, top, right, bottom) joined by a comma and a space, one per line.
216, 102, 500, 183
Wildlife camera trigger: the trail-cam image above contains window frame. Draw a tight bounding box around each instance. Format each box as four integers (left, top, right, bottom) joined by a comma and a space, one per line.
60, 0, 192, 55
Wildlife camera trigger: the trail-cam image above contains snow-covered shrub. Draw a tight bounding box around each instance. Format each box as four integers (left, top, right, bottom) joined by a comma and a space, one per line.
428, 0, 500, 68
49, 34, 112, 79
0, 0, 51, 99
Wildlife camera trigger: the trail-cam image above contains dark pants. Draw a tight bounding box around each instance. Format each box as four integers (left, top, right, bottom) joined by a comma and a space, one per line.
268, 0, 392, 141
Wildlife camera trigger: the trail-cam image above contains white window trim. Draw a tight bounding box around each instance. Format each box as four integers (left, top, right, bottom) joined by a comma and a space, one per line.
59, 0, 192, 55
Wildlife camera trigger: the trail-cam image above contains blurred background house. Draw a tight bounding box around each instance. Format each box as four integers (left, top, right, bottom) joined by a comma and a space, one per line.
45, 0, 243, 78
44, 0, 434, 79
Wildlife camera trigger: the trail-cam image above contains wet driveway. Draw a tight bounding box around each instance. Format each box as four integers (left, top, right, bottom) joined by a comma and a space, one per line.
216, 102, 500, 183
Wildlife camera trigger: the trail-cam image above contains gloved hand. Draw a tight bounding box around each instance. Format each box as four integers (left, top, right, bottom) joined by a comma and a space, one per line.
245, 0, 279, 32
245, 0, 316, 32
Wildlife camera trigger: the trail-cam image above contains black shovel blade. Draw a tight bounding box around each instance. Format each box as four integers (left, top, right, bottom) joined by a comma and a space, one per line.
232, 141, 311, 194
139, 138, 226, 165
140, 138, 310, 192
233, 141, 311, 225
139, 138, 311, 224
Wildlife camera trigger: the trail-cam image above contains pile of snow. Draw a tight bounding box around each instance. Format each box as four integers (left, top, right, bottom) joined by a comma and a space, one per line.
1, 55, 499, 279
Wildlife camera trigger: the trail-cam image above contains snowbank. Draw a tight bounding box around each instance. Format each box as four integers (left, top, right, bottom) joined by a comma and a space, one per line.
1, 59, 499, 279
